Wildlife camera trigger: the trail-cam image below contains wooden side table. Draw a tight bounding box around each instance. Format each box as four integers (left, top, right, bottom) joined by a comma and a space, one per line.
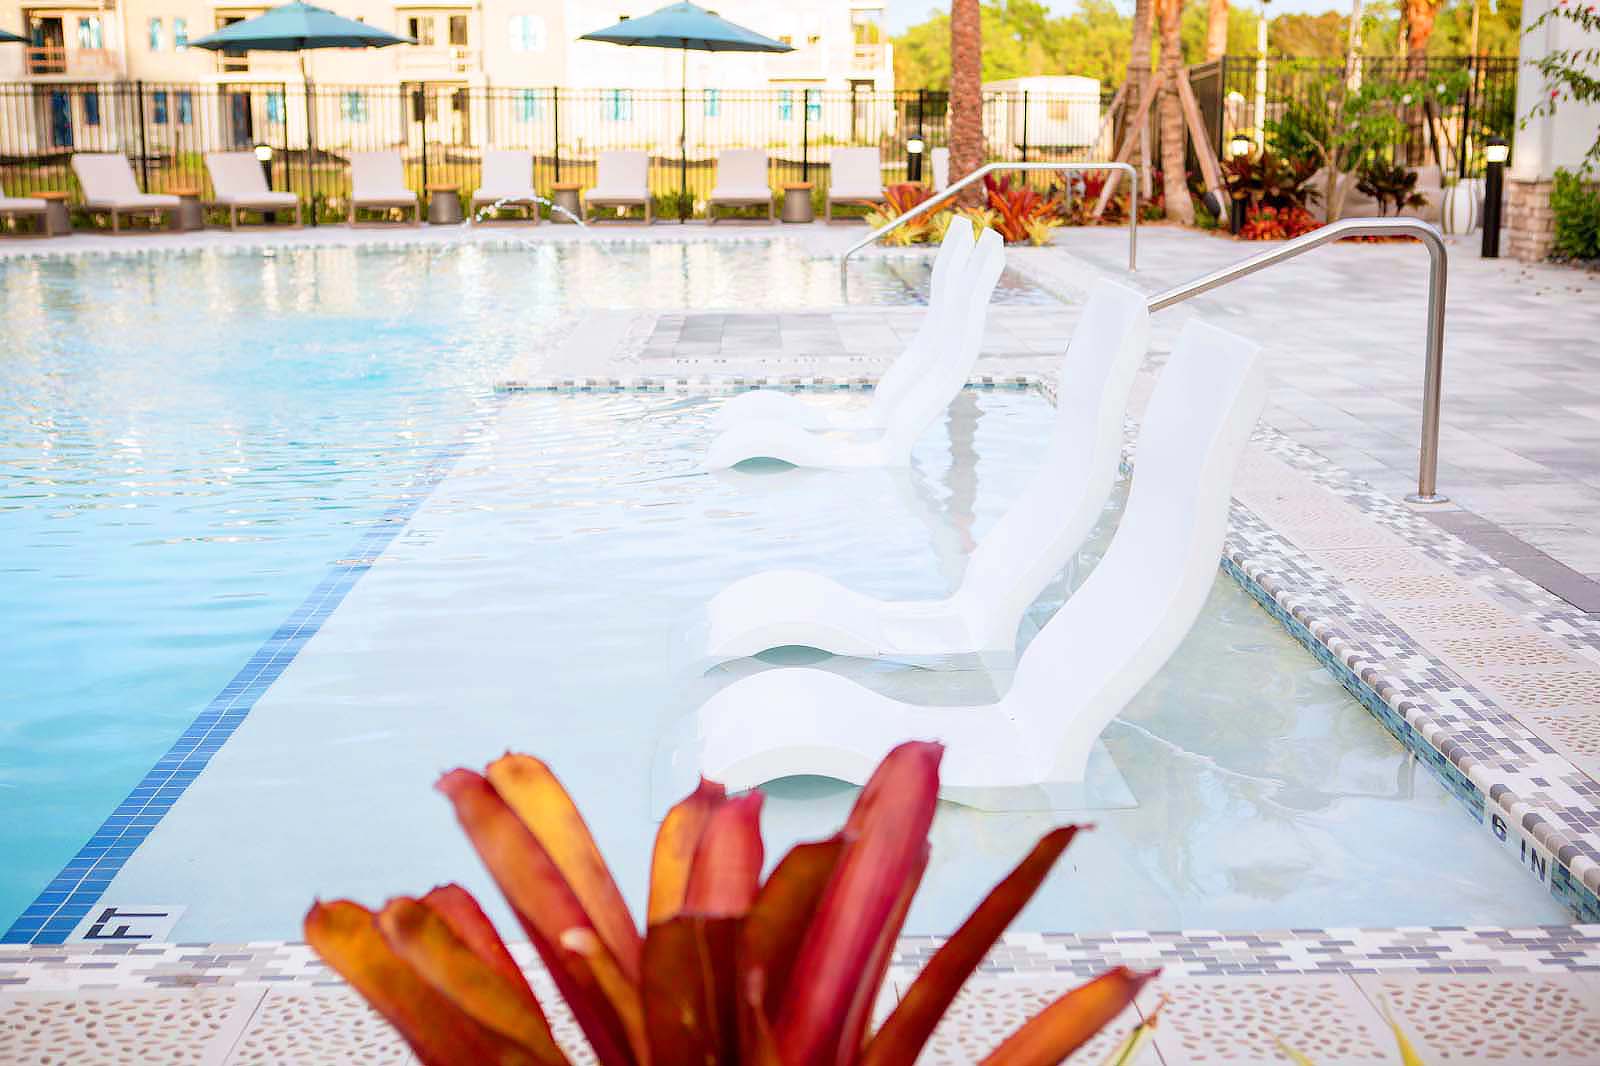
426, 184, 462, 225
169, 186, 205, 231
550, 182, 583, 223
781, 182, 815, 223
35, 191, 72, 236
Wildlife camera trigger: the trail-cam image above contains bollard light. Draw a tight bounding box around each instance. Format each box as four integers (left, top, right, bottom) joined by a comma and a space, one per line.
255, 144, 277, 221
1481, 136, 1507, 258
254, 144, 273, 162
1228, 133, 1253, 160
906, 138, 925, 154
906, 137, 925, 183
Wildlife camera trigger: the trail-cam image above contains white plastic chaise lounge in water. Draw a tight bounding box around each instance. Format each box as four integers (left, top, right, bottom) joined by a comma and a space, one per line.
686, 317, 1266, 801
205, 151, 302, 229
702, 226, 1006, 470
709, 216, 977, 433
700, 280, 1151, 663
348, 151, 421, 226
825, 147, 886, 222
707, 149, 774, 222
471, 150, 541, 223
71, 154, 180, 233
585, 151, 653, 223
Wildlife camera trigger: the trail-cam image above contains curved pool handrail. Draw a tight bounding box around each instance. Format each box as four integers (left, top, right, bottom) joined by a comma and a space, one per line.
1146, 215, 1448, 503
840, 160, 1139, 272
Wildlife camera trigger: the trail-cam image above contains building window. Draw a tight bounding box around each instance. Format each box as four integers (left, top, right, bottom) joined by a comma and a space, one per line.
805, 88, 821, 120
806, 34, 820, 46
177, 91, 192, 124
174, 17, 188, 49
703, 88, 720, 118
152, 90, 169, 125
83, 91, 100, 126
148, 17, 163, 50
508, 14, 544, 51
406, 15, 434, 45
341, 91, 368, 123
266, 91, 285, 123
515, 88, 541, 121
76, 16, 103, 49
777, 90, 793, 121
448, 14, 467, 46
605, 89, 632, 122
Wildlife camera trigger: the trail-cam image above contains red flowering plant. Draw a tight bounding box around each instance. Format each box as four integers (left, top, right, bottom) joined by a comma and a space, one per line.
983, 174, 1068, 244
304, 742, 1156, 1065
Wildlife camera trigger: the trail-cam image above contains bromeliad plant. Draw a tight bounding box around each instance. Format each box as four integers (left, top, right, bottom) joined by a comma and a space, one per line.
983, 174, 1067, 245
305, 742, 1154, 1065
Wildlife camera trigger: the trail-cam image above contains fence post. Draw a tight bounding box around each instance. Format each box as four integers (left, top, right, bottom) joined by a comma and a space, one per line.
134, 81, 149, 189
419, 83, 429, 192
1457, 56, 1475, 179
801, 88, 809, 183
1021, 89, 1029, 163
553, 86, 561, 182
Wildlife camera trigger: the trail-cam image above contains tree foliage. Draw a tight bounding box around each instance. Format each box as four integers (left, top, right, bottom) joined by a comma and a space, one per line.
1523, 0, 1600, 167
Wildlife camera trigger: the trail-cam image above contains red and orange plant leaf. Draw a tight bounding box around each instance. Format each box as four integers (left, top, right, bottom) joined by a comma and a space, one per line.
376, 896, 570, 1065
775, 741, 943, 1066
837, 843, 928, 1060
438, 768, 640, 1066
861, 826, 1082, 1066
562, 929, 650, 1066
486, 754, 643, 980
642, 915, 741, 1066
737, 969, 787, 1066
738, 836, 846, 1018
978, 966, 1159, 1066
648, 777, 727, 926
418, 884, 530, 991
682, 791, 765, 918
305, 899, 542, 1066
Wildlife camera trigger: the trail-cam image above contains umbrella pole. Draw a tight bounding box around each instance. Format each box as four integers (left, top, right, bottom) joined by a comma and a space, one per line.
301, 51, 318, 227
679, 44, 686, 223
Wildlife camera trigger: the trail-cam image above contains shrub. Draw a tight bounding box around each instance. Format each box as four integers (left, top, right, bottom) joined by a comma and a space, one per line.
304, 742, 1154, 1066
1238, 204, 1321, 241
1222, 152, 1321, 214
1355, 161, 1429, 217
863, 182, 939, 245
983, 174, 1067, 244
1551, 168, 1600, 261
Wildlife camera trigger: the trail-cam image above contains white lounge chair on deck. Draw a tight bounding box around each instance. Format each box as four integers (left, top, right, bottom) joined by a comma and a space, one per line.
710, 217, 976, 432
205, 151, 301, 229
707, 148, 773, 222
701, 280, 1151, 663
585, 150, 652, 223
930, 146, 950, 191
826, 147, 886, 222
0, 196, 50, 236
347, 151, 420, 226
472, 149, 540, 223
70, 154, 179, 233
687, 317, 1266, 800
702, 226, 1005, 469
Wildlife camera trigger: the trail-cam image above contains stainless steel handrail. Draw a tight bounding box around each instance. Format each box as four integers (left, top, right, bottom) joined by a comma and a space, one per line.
1148, 216, 1450, 503
840, 161, 1139, 270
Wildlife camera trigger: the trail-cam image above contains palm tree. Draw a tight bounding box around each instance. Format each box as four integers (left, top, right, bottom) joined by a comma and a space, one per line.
949, 0, 984, 206
1157, 0, 1194, 223
1206, 0, 1229, 60
1402, 0, 1440, 67
1126, 0, 1155, 191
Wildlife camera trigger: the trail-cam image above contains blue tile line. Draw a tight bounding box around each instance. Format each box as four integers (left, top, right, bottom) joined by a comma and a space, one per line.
3, 437, 476, 945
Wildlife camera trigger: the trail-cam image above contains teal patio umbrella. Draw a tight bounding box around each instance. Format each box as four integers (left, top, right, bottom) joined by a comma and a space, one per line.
189, 1, 412, 222
0, 28, 26, 43
580, 1, 792, 219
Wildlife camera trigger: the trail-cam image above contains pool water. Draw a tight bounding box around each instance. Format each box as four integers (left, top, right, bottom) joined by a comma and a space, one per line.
89, 391, 1567, 941
0, 240, 1037, 935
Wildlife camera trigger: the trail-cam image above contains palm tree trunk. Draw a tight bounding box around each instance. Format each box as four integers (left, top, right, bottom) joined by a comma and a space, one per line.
1126, 0, 1155, 195
949, 0, 984, 207
1158, 0, 1193, 223
1206, 0, 1229, 61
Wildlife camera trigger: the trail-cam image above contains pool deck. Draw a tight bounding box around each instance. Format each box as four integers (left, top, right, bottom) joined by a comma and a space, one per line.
4, 221, 1600, 1063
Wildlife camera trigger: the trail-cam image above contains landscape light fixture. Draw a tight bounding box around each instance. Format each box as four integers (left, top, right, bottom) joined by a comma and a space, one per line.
1229, 133, 1253, 159
906, 137, 925, 183
1481, 136, 1507, 258
254, 144, 273, 162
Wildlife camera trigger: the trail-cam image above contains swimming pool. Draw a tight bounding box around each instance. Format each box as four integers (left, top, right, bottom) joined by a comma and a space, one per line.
0, 242, 1570, 944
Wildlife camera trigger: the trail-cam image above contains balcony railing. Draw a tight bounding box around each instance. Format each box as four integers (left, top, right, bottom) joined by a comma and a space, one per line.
397, 45, 478, 77
851, 43, 888, 74
25, 45, 118, 76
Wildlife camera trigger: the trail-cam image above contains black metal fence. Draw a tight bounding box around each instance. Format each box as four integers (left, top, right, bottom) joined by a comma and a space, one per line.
0, 82, 1115, 222
1191, 54, 1519, 179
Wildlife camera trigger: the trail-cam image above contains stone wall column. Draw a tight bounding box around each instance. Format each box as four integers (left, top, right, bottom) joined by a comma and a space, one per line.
1503, 179, 1556, 262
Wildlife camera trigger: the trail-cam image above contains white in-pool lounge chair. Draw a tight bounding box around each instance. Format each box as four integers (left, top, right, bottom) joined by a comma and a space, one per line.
702, 226, 1005, 469
347, 151, 420, 226
204, 151, 301, 229
687, 317, 1266, 800
711, 217, 976, 432
471, 149, 540, 223
825, 147, 886, 222
707, 148, 774, 223
930, 146, 950, 191
0, 195, 50, 236
585, 150, 652, 223
700, 280, 1151, 663
70, 154, 179, 233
